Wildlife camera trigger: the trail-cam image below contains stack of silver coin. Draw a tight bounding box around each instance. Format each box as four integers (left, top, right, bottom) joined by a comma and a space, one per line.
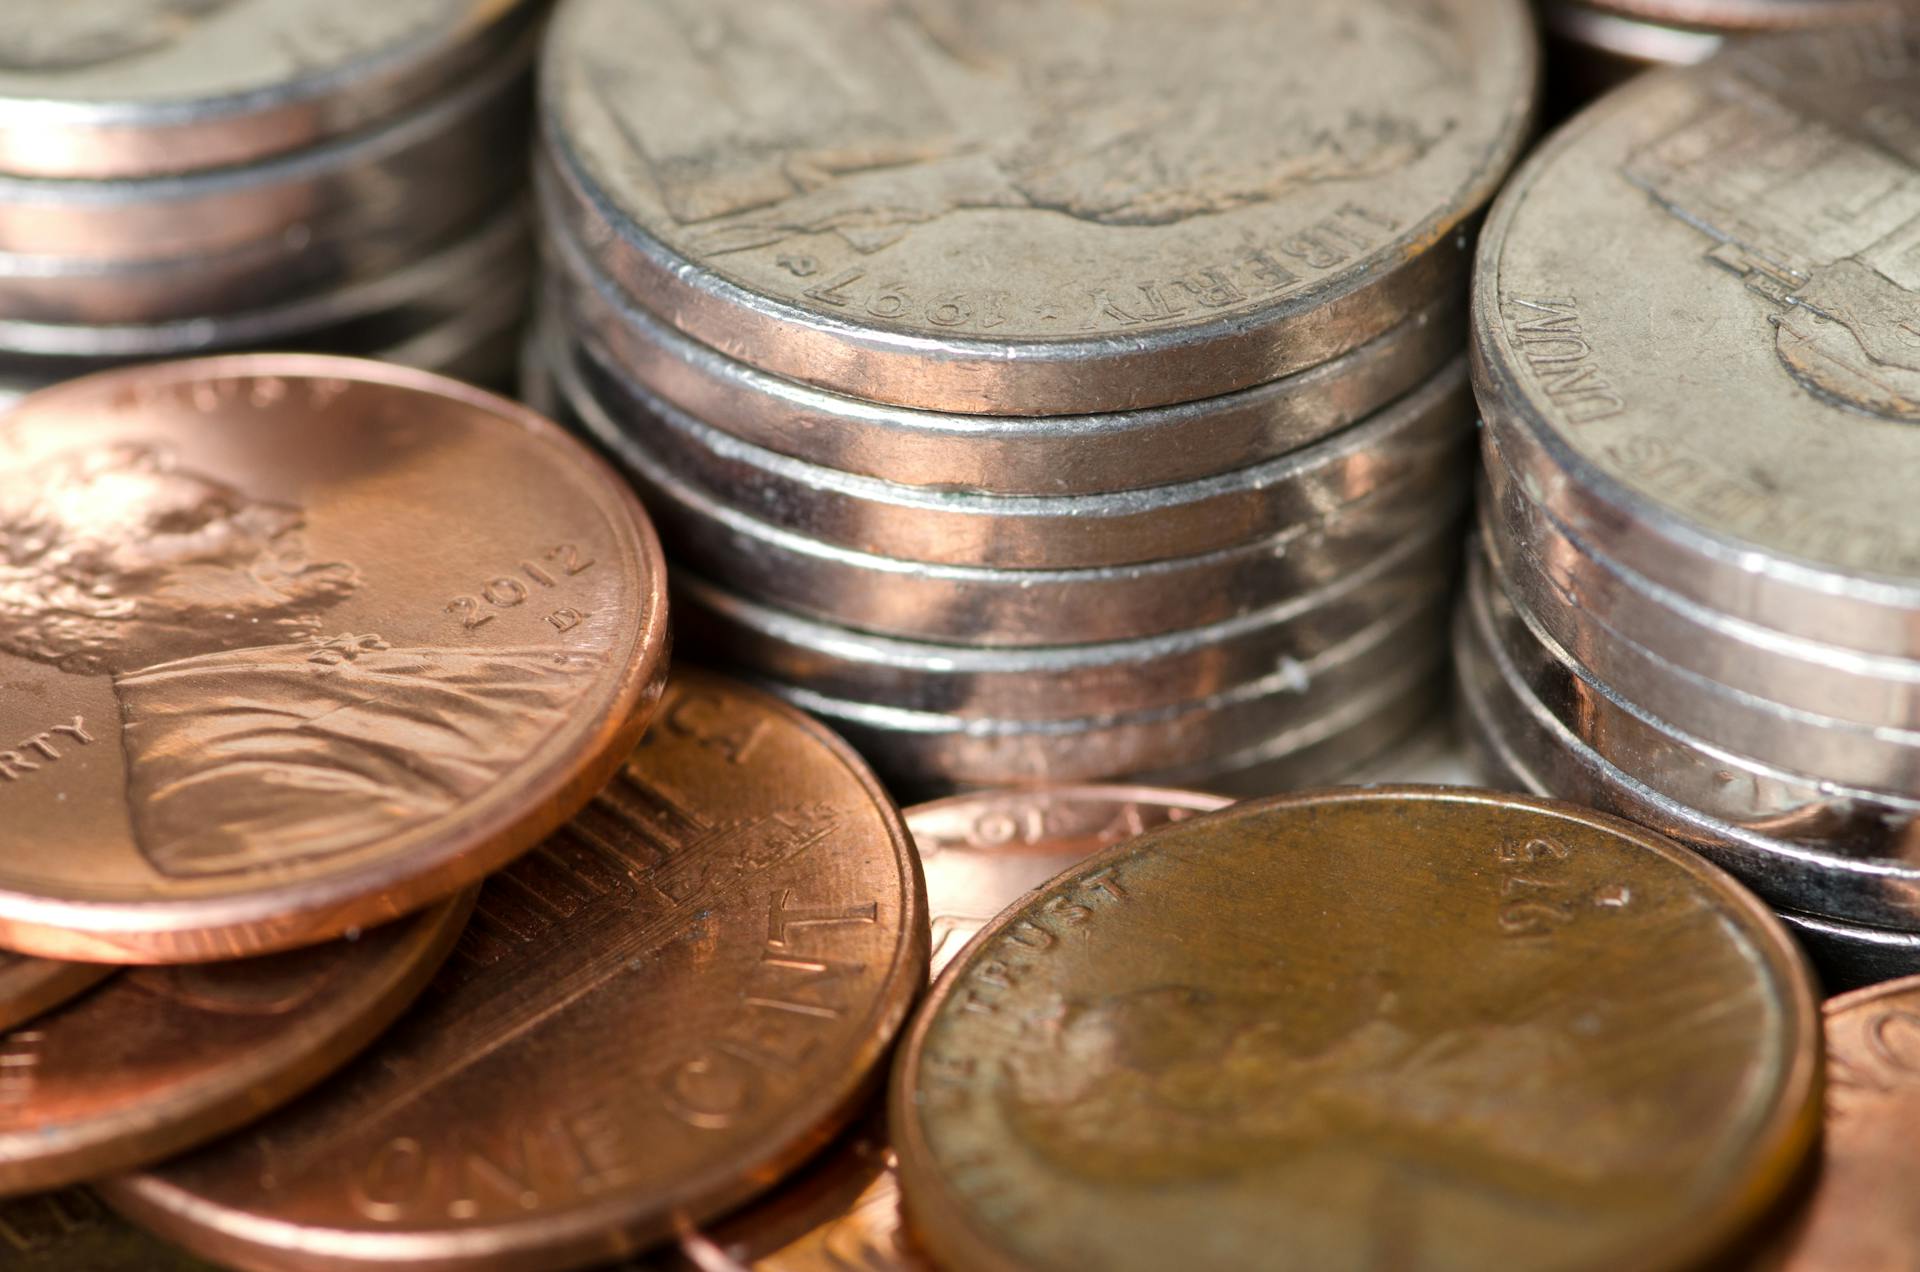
1458, 19, 1920, 988
0, 2, 542, 408
524, 0, 1538, 795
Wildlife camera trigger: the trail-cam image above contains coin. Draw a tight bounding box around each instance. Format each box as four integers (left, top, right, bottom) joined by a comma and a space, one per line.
891, 787, 1821, 1272
0, 1188, 220, 1270
0, 355, 669, 962
0, 894, 472, 1196
1767, 912, 1920, 996
1567, 0, 1896, 31
1471, 21, 1920, 654
107, 669, 929, 1272
538, 0, 1535, 415
0, 955, 110, 1034
0, 2, 532, 180
546, 218, 1463, 495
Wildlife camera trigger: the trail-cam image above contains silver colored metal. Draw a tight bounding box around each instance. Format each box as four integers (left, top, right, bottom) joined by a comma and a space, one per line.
543, 215, 1464, 495
670, 521, 1456, 720
539, 334, 1469, 647
537, 0, 1535, 415
1560, 0, 1897, 33
1472, 24, 1920, 657
1540, 2, 1722, 64
1772, 910, 1920, 993
765, 596, 1448, 789
573, 336, 1473, 570
1455, 559, 1920, 932
0, 30, 529, 263
0, 1, 532, 179
1483, 448, 1920, 733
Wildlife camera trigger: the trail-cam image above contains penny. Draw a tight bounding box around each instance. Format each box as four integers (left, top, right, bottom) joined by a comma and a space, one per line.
0, 355, 669, 962
0, 955, 110, 1034
0, 1, 534, 180
891, 787, 1821, 1272
546, 218, 1463, 495
538, 0, 1535, 415
0, 894, 472, 1196
0, 1188, 220, 1270
106, 669, 929, 1272
1471, 21, 1920, 654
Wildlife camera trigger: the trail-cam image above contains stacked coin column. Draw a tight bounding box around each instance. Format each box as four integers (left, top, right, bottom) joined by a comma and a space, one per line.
1458, 19, 1920, 988
527, 0, 1539, 796
0, 2, 544, 407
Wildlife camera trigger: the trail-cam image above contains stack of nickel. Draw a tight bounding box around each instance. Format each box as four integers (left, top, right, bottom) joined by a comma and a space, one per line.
0, 1, 544, 407
524, 0, 1539, 795
1459, 18, 1920, 991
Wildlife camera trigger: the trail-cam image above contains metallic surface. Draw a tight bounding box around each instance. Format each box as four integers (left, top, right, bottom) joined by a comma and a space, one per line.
0, 355, 669, 962
0, 954, 111, 1033
1564, 0, 1896, 32
0, 32, 529, 263
570, 335, 1472, 570
890, 787, 1821, 1272
1454, 564, 1920, 931
537, 0, 1534, 414
1770, 912, 1920, 995
671, 521, 1455, 720
0, 1, 530, 180
546, 218, 1463, 494
0, 895, 471, 1195
109, 669, 930, 1272
1471, 24, 1920, 654
774, 598, 1447, 790
0, 1188, 222, 1269
542, 335, 1467, 646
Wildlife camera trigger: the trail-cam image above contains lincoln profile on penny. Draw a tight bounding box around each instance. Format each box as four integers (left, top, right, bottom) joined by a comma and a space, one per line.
0, 443, 597, 878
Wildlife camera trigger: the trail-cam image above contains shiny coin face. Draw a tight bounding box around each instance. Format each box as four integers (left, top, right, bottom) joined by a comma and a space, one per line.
0, 896, 471, 1196
0, 356, 669, 962
892, 787, 1820, 1272
1473, 23, 1920, 612
0, 954, 110, 1034
541, 0, 1535, 414
108, 669, 929, 1272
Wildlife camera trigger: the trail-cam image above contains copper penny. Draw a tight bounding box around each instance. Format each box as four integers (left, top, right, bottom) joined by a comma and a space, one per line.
891, 787, 1821, 1272
0, 893, 472, 1197
107, 668, 929, 1272
0, 355, 670, 963
0, 954, 110, 1034
1752, 973, 1920, 1270
642, 786, 1228, 1272
0, 1188, 220, 1270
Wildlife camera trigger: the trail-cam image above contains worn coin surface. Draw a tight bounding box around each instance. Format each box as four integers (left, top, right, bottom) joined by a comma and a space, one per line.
1472, 21, 1920, 652
108, 669, 929, 1272
0, 895, 472, 1196
540, 0, 1535, 414
0, 955, 110, 1035
0, 1188, 221, 1270
0, 0, 531, 180
0, 355, 669, 963
891, 786, 1821, 1272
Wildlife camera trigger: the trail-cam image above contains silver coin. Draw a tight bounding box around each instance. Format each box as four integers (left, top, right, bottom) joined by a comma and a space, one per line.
0, 0, 533, 179
1484, 504, 1920, 799
1540, 2, 1722, 64
764, 595, 1447, 789
0, 27, 529, 263
1455, 567, 1920, 932
570, 333, 1473, 570
1484, 443, 1920, 732
537, 0, 1535, 415
540, 334, 1468, 647
1468, 544, 1920, 860
542, 213, 1464, 495
1472, 23, 1920, 655
670, 522, 1455, 720
1772, 910, 1920, 994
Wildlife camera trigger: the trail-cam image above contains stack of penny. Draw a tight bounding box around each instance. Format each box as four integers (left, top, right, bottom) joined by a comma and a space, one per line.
0, 1, 542, 408
523, 0, 1539, 796
1458, 19, 1920, 992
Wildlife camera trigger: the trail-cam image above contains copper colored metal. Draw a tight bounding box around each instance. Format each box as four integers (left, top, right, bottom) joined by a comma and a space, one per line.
0, 895, 472, 1196
0, 953, 111, 1033
0, 355, 670, 963
107, 669, 929, 1272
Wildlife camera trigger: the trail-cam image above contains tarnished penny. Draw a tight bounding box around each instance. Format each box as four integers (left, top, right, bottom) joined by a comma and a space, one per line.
0, 1188, 220, 1270
107, 669, 929, 1272
0, 954, 110, 1034
539, 0, 1536, 414
0, 355, 669, 963
892, 787, 1820, 1272
647, 786, 1228, 1272
1750, 974, 1920, 1268
0, 894, 472, 1196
